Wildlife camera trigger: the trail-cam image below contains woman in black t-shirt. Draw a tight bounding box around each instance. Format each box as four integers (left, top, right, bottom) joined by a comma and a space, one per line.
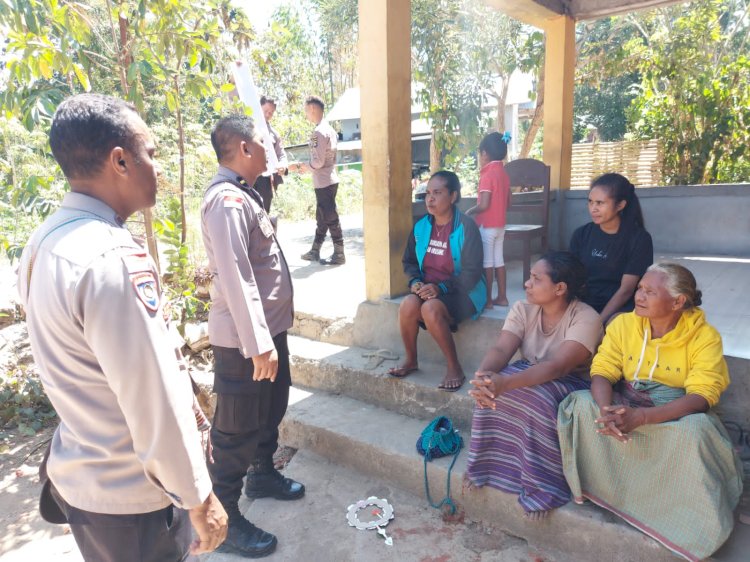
569, 173, 653, 324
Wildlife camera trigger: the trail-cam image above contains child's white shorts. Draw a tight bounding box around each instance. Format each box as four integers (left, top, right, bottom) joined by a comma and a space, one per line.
479, 226, 505, 268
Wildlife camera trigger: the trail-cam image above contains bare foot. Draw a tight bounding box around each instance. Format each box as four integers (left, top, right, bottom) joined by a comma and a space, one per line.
524, 510, 551, 521
484, 302, 494, 311
387, 364, 418, 378
438, 370, 466, 392
493, 297, 509, 306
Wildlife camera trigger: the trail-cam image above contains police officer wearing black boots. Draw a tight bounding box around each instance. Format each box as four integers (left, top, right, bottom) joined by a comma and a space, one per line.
201, 114, 304, 558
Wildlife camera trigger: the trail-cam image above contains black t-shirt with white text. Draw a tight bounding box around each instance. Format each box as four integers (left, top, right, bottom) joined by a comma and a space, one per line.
569, 222, 653, 313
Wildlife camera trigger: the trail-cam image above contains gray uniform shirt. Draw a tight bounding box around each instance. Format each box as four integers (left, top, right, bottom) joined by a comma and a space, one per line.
201, 166, 294, 358
309, 119, 339, 189
261, 122, 288, 182
18, 192, 212, 515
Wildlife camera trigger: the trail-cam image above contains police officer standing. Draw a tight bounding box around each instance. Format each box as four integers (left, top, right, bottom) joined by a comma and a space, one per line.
201, 115, 304, 558
18, 94, 227, 561
252, 95, 288, 214
295, 95, 345, 265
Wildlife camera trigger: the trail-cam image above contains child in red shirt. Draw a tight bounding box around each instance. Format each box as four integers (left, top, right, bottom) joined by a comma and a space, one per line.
466, 132, 511, 308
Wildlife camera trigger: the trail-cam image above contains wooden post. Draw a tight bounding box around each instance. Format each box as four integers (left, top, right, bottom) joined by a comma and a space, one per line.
359, 0, 412, 300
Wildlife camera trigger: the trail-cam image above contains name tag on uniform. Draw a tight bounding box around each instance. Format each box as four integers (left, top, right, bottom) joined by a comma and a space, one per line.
259, 212, 275, 238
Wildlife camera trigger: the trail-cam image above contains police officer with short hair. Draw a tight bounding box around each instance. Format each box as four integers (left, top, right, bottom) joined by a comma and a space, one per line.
252, 96, 288, 214
297, 95, 345, 265
18, 93, 227, 561
201, 114, 303, 558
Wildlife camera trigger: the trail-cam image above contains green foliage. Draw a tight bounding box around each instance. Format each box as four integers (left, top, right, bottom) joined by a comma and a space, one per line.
583, 1, 750, 184
626, 0, 750, 184
154, 197, 207, 328
0, 366, 57, 437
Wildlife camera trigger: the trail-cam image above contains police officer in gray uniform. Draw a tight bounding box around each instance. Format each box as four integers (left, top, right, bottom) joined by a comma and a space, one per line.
201, 115, 304, 558
297, 95, 345, 265
18, 94, 227, 561
252, 96, 288, 214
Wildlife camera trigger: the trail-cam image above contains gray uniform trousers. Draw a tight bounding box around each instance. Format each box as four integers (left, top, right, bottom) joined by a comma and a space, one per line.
313, 183, 343, 246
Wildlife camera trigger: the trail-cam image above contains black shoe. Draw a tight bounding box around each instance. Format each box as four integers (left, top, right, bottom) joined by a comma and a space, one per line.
217, 516, 277, 558
245, 467, 306, 500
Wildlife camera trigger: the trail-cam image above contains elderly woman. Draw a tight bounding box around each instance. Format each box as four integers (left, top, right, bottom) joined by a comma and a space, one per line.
465, 252, 603, 519
387, 170, 486, 391
558, 263, 743, 561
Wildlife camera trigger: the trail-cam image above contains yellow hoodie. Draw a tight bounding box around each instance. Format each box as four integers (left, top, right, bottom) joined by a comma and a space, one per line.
591, 308, 729, 407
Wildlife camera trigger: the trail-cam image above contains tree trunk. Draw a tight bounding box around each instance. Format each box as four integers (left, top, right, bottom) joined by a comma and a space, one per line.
495, 75, 510, 132
174, 76, 187, 244
116, 6, 160, 270
519, 60, 545, 159
430, 129, 440, 174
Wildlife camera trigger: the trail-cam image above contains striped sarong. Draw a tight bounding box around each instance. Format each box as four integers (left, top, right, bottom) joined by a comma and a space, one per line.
466, 360, 590, 512
558, 382, 743, 561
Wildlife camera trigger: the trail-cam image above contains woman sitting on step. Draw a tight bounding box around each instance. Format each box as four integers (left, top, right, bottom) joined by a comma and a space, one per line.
557, 263, 742, 561
387, 170, 486, 392
465, 251, 603, 519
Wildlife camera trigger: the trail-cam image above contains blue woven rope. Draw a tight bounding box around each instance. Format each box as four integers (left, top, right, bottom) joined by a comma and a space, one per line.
419, 416, 463, 514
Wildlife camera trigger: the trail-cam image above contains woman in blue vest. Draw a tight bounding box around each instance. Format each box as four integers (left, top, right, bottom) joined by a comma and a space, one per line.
387, 170, 486, 391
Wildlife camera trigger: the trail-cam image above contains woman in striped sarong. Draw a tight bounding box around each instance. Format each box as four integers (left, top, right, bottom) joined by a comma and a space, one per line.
465, 251, 603, 519
558, 263, 743, 561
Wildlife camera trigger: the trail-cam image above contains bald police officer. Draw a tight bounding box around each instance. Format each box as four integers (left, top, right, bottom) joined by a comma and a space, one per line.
18, 94, 227, 561
201, 115, 304, 558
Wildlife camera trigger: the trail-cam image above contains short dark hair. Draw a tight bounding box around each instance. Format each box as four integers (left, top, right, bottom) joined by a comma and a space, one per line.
590, 173, 645, 229
429, 170, 461, 204
479, 132, 508, 161
260, 95, 276, 107
211, 114, 257, 162
538, 251, 587, 302
49, 94, 140, 180
305, 95, 325, 111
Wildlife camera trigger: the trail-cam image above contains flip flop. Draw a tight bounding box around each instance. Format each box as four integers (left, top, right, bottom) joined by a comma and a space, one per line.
388, 366, 418, 378
438, 375, 466, 392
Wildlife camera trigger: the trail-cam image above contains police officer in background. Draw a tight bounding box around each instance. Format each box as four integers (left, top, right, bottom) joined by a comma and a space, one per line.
201, 115, 304, 558
295, 95, 345, 265
18, 94, 227, 561
252, 95, 288, 214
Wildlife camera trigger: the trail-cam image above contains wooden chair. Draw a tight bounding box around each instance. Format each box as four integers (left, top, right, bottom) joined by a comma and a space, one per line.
504, 158, 551, 285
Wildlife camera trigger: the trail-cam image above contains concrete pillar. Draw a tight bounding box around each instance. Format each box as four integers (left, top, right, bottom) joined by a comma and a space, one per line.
359, 0, 412, 300
542, 15, 576, 190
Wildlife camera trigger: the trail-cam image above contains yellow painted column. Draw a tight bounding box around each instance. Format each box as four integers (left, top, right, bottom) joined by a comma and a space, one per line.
542, 15, 576, 190
359, 0, 412, 300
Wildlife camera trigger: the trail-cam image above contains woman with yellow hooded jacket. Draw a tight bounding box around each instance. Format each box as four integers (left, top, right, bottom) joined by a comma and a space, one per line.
557, 263, 743, 562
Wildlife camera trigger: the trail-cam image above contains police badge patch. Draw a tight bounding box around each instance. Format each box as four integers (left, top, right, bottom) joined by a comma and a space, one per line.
131, 272, 160, 312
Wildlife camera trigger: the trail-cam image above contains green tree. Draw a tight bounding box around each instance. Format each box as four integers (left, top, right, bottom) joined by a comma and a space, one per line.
625, 0, 750, 184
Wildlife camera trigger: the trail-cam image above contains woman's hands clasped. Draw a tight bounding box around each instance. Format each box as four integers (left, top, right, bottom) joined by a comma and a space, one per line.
411, 281, 440, 301
595, 404, 648, 443
469, 371, 507, 409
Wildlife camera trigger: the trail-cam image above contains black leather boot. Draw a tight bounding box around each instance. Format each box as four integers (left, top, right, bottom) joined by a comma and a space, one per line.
245, 460, 306, 500
217, 506, 277, 558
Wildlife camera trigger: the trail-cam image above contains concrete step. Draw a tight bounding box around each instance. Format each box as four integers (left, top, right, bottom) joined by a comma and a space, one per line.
291, 310, 355, 347
279, 390, 679, 562
349, 299, 509, 369
288, 335, 478, 431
